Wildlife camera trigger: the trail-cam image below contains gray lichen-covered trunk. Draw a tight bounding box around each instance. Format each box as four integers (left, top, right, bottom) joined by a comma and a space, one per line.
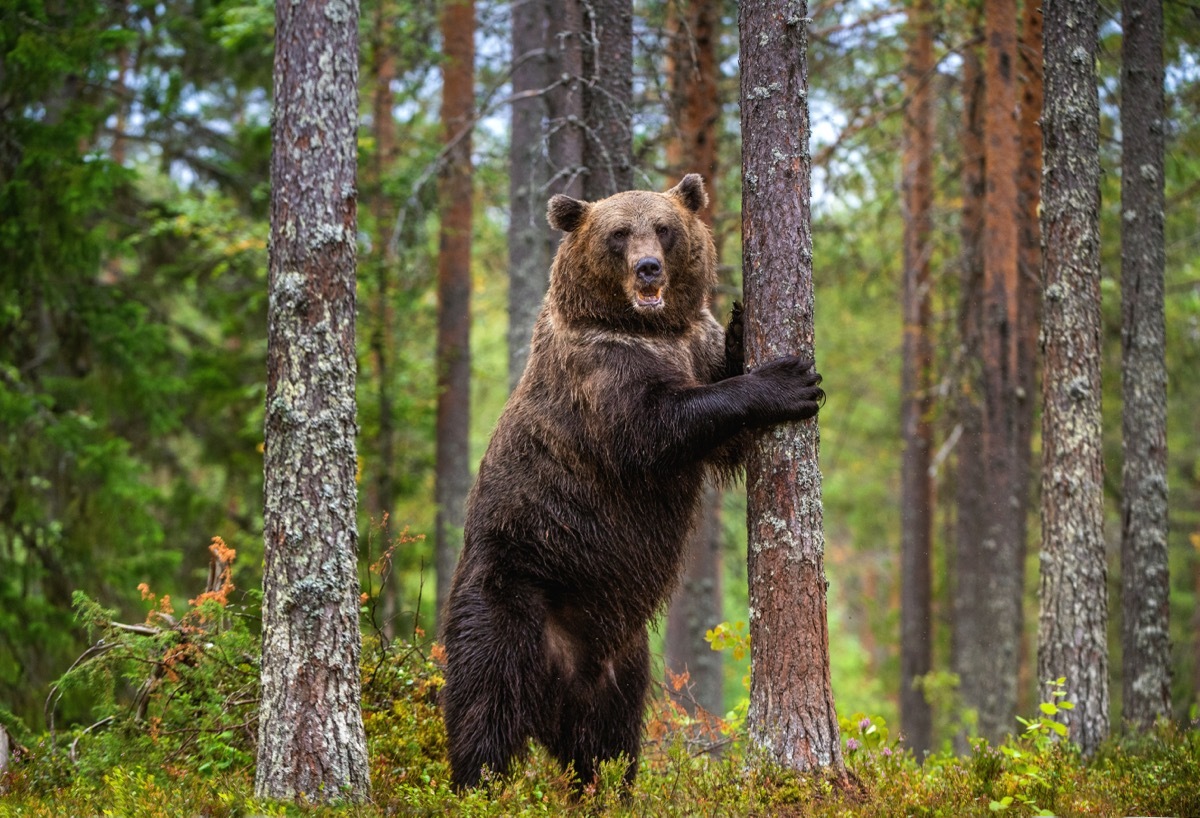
256, 0, 370, 801
740, 0, 846, 781
1120, 0, 1171, 730
507, 0, 552, 391
580, 0, 632, 198
1037, 0, 1109, 757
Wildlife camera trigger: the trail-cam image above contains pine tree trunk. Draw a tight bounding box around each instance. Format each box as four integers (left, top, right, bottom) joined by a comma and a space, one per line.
1120, 0, 1171, 730
1037, 0, 1108, 757
368, 2, 400, 640
900, 0, 935, 758
973, 0, 1027, 743
256, 0, 370, 800
435, 0, 475, 624
740, 0, 846, 780
546, 0, 585, 200
664, 0, 724, 717
952, 27, 988, 751
580, 0, 632, 198
665, 484, 724, 714
1013, 0, 1045, 717
507, 0, 552, 391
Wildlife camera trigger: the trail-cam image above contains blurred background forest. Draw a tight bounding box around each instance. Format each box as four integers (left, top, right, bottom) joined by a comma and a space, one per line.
3, 0, 1200, 757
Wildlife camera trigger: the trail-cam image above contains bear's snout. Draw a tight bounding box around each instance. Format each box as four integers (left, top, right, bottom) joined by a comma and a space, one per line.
634, 256, 662, 284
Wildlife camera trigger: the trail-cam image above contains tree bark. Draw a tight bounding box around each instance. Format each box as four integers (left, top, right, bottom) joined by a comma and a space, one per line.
435, 0, 475, 625
1037, 0, 1108, 757
1013, 0, 1045, 717
952, 25, 987, 751
580, 0, 633, 198
546, 0, 585, 200
666, 484, 724, 714
1120, 0, 1171, 730
740, 0, 846, 781
368, 0, 400, 640
256, 0, 370, 801
971, 0, 1028, 743
900, 0, 935, 758
507, 0, 552, 391
664, 0, 724, 717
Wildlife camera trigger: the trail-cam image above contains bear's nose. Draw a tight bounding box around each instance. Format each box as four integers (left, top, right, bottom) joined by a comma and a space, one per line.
635, 257, 662, 283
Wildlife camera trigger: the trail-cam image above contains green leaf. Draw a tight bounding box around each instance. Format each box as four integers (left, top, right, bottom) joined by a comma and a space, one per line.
1039, 702, 1059, 715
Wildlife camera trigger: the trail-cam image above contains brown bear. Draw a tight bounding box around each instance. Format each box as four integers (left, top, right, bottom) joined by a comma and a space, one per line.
439, 174, 824, 790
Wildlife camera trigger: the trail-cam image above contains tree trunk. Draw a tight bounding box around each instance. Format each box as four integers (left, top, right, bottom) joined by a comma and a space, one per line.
1120, 0, 1171, 730
971, 0, 1027, 743
1037, 0, 1108, 757
740, 0, 846, 781
1014, 0, 1045, 718
546, 0, 585, 200
900, 0, 935, 758
665, 484, 724, 714
664, 0, 724, 717
952, 25, 987, 751
507, 0, 552, 391
435, 0, 475, 625
580, 0, 633, 198
256, 0, 370, 801
368, 1, 400, 640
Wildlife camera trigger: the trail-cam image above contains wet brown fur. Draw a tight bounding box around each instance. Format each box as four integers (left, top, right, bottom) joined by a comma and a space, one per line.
440, 175, 824, 790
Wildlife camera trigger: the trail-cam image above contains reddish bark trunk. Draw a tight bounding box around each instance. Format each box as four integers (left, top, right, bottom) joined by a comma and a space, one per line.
664, 0, 724, 717
740, 0, 846, 780
435, 0, 475, 624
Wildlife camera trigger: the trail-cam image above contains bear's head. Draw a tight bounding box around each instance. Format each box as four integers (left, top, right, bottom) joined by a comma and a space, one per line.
545, 174, 718, 333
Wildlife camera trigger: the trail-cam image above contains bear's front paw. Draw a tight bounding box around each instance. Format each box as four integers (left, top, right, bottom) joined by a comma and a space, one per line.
753, 356, 825, 420
725, 301, 745, 377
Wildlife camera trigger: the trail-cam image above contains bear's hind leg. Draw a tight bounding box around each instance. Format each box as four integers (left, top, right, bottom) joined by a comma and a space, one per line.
547, 629, 650, 789
441, 589, 542, 790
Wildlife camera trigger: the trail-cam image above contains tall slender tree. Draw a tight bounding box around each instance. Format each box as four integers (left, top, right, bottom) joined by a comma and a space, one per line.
664, 0, 724, 717
1037, 0, 1108, 757
1120, 0, 1171, 730
435, 0, 475, 622
508, 0, 551, 391
256, 0, 370, 800
740, 0, 846, 781
367, 0, 401, 638
900, 0, 935, 757
973, 0, 1027, 742
580, 0, 633, 198
546, 0, 585, 200
952, 21, 987, 751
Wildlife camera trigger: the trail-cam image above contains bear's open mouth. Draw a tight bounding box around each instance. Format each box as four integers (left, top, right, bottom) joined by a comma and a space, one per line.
635, 287, 664, 309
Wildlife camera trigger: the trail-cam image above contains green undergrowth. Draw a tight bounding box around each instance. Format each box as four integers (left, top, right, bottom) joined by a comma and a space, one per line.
3, 638, 1199, 818
2, 564, 1198, 816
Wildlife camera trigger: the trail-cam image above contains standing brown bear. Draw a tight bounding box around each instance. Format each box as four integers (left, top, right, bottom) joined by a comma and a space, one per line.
440, 175, 824, 790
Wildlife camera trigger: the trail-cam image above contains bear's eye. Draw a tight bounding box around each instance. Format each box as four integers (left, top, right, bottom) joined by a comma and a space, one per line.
611, 228, 629, 242
655, 223, 676, 251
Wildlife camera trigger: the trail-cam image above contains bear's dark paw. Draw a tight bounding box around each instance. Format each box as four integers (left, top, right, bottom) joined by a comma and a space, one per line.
753, 355, 826, 419
725, 301, 745, 377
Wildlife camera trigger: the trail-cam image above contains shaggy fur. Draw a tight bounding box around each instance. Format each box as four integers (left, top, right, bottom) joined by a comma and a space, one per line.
440, 175, 824, 790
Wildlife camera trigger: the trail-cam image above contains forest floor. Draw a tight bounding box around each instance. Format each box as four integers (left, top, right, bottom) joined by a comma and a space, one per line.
2, 633, 1198, 817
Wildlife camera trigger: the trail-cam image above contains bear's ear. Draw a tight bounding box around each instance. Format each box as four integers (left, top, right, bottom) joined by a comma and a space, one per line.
667, 174, 708, 214
547, 195, 590, 233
